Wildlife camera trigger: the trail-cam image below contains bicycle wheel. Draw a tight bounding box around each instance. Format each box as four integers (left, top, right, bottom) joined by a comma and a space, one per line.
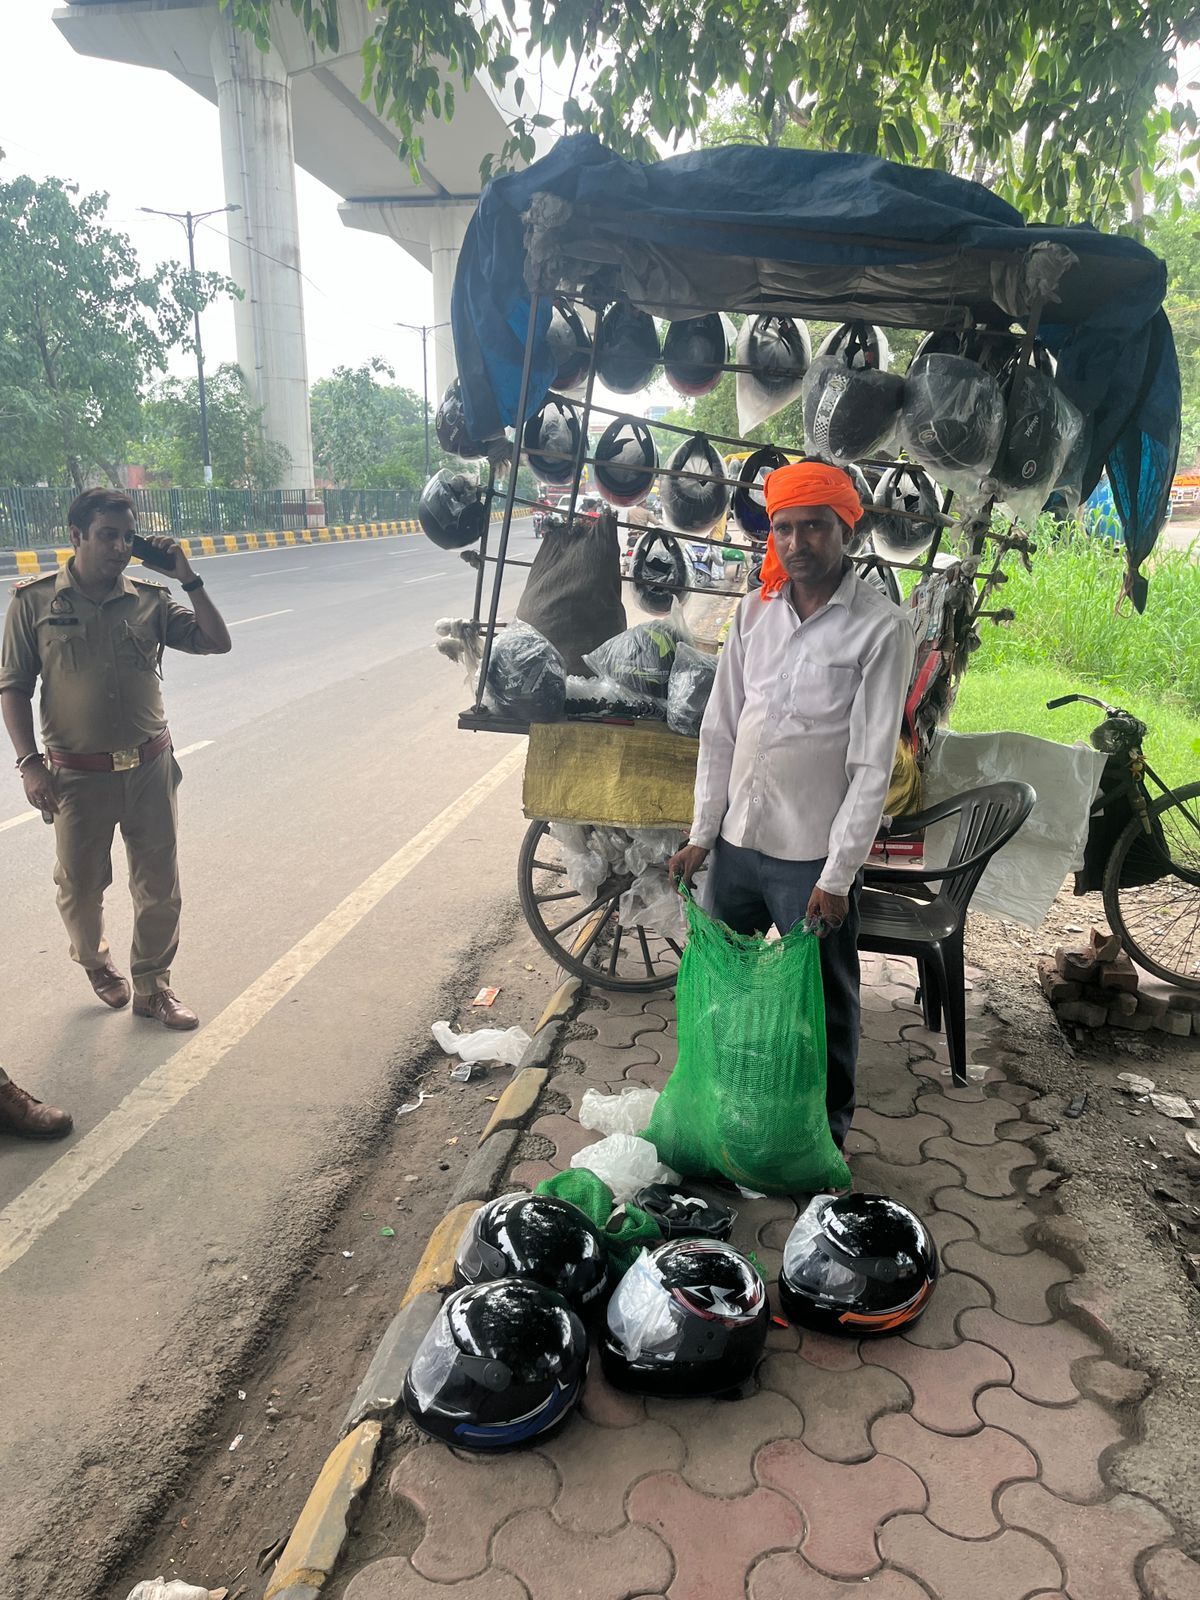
518, 820, 682, 994
1103, 779, 1200, 990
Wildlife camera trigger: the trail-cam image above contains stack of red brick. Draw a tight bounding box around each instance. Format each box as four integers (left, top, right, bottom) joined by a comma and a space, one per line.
1037, 926, 1198, 1035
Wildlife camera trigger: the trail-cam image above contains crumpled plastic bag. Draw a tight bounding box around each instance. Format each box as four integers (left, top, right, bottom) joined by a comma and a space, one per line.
482, 621, 566, 722
549, 822, 610, 904
579, 1086, 661, 1137
582, 612, 692, 702
620, 867, 687, 943
666, 642, 717, 738
124, 1582, 213, 1600
570, 1132, 677, 1204
432, 1020, 532, 1066
605, 1248, 680, 1357
563, 674, 662, 721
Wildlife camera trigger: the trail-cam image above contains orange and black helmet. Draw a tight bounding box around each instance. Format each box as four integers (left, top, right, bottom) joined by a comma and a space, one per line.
779, 1193, 938, 1339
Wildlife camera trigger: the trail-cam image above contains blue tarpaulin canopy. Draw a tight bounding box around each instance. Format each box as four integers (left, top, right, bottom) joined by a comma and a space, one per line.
453, 135, 1181, 604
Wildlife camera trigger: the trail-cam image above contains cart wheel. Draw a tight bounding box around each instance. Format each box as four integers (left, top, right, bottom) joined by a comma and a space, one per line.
518, 820, 682, 994
1102, 779, 1200, 991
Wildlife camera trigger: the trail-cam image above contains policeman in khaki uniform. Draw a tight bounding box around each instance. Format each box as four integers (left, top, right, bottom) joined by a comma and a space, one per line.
0, 491, 230, 1115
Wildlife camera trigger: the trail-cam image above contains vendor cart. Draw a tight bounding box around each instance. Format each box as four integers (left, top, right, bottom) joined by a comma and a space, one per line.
441, 135, 1185, 993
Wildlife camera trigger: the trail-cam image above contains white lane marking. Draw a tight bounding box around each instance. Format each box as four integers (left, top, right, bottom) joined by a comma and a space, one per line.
0, 740, 215, 833
247, 565, 309, 578
402, 572, 451, 584
0, 743, 525, 1276
228, 609, 293, 627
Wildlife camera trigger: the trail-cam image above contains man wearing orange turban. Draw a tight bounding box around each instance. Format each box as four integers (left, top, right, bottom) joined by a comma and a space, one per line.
669, 460, 915, 1149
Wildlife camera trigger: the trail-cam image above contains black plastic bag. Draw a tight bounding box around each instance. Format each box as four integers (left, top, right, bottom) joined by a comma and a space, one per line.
666, 643, 717, 737
484, 623, 566, 722
583, 618, 690, 702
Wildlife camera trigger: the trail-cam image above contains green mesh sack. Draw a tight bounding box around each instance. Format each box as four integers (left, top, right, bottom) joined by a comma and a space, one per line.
645, 893, 851, 1195
536, 1168, 663, 1276
535, 1168, 613, 1229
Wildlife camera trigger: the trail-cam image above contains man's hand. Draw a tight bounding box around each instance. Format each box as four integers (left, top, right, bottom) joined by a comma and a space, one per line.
668, 844, 708, 888
805, 886, 849, 937
142, 534, 196, 585
21, 757, 59, 816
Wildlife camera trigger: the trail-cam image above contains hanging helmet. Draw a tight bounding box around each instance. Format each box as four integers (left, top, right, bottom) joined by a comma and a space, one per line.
869, 465, 942, 562
404, 1279, 588, 1450
601, 1239, 768, 1396
839, 461, 876, 556
732, 445, 790, 539
635, 1184, 736, 1242
660, 434, 729, 535
546, 298, 592, 393
594, 419, 659, 507
483, 623, 566, 722
910, 328, 1054, 381
524, 400, 582, 486
899, 353, 1005, 475
801, 357, 906, 464
744, 314, 811, 393
596, 302, 660, 394
454, 1192, 610, 1314
434, 378, 488, 459
992, 363, 1065, 493
418, 469, 488, 550
631, 530, 689, 615
817, 321, 892, 372
779, 1193, 938, 1338
663, 314, 729, 398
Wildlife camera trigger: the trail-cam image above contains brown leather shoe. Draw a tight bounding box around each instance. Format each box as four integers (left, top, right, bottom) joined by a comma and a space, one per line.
87, 961, 131, 1009
0, 1080, 73, 1140
133, 988, 199, 1031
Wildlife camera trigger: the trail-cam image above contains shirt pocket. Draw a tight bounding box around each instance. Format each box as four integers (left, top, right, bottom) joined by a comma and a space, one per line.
38, 624, 83, 675
116, 621, 161, 673
788, 660, 860, 724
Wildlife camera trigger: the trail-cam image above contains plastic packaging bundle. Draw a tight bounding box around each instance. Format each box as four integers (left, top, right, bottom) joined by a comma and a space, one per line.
548, 822, 610, 904
563, 675, 662, 720
483, 622, 566, 722
666, 642, 717, 737
583, 616, 690, 701
570, 1133, 678, 1204
736, 315, 811, 435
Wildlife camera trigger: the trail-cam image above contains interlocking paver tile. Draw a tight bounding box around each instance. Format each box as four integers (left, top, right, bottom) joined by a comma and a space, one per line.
861, 1073, 922, 1118
640, 997, 678, 1033
389, 1446, 558, 1581
586, 1007, 668, 1050
863, 1338, 1011, 1434
910, 1055, 1005, 1090
925, 1211, 976, 1250
765, 1314, 801, 1352
871, 1414, 1036, 1536
901, 1270, 992, 1351
942, 1241, 1073, 1325
729, 1195, 800, 1258
850, 1153, 966, 1214
627, 1473, 804, 1600
997, 1116, 1054, 1144
532, 1113, 600, 1171
915, 1093, 1023, 1146
999, 1483, 1173, 1600
861, 1008, 911, 1041
844, 1127, 878, 1157
994, 1082, 1038, 1106
933, 1189, 1033, 1255
750, 1558, 931, 1600
798, 1330, 863, 1371
923, 1135, 1036, 1197
646, 1390, 803, 1495
878, 1514, 1063, 1598
622, 1058, 673, 1093
536, 1415, 684, 1533
580, 1362, 647, 1428
344, 1562, 528, 1600
1074, 1357, 1151, 1408
850, 1109, 949, 1165
1142, 1545, 1200, 1600
977, 1388, 1125, 1500
958, 1309, 1102, 1405
759, 1352, 911, 1461
756, 1439, 925, 1577
510, 1158, 556, 1191
633, 1026, 676, 1063
492, 1508, 673, 1600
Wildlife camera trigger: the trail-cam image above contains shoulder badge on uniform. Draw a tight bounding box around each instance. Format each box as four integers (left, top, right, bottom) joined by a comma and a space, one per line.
131, 576, 166, 591
13, 572, 55, 592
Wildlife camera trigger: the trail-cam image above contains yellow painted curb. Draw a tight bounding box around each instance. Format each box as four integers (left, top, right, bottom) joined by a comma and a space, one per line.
479, 1066, 549, 1146
536, 977, 581, 1033
264, 1419, 382, 1599
200, 536, 216, 557
400, 1201, 479, 1308
14, 550, 39, 576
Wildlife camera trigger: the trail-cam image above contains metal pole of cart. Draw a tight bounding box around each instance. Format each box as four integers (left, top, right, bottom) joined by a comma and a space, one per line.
471, 461, 498, 625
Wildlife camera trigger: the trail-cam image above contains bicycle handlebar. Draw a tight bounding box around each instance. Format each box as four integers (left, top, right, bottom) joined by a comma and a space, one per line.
1046, 693, 1120, 715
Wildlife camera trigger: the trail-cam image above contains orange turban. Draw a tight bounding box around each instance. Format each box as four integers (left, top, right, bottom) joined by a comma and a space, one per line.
757, 462, 864, 600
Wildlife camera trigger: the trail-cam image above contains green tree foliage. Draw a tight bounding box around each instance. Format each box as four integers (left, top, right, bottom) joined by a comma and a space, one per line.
139, 363, 291, 489
1145, 188, 1200, 465
225, 0, 1198, 224
309, 359, 444, 488
0, 163, 232, 490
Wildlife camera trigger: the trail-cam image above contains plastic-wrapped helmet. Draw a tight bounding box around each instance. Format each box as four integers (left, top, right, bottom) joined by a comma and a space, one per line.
910, 328, 1055, 380
418, 469, 489, 550
454, 1192, 610, 1314
594, 419, 659, 507
869, 465, 942, 562
547, 298, 592, 392
596, 302, 660, 394
899, 353, 1006, 475
744, 314, 811, 393
635, 1184, 736, 1242
434, 378, 488, 459
631, 530, 689, 614
993, 363, 1066, 492
404, 1279, 588, 1450
483, 623, 567, 722
524, 400, 582, 486
663, 314, 729, 397
660, 434, 730, 534
732, 445, 791, 539
779, 1193, 938, 1337
601, 1239, 768, 1396
817, 321, 892, 372
801, 357, 906, 464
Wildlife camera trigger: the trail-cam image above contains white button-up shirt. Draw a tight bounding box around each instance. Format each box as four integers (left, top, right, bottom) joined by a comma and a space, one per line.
689, 565, 916, 895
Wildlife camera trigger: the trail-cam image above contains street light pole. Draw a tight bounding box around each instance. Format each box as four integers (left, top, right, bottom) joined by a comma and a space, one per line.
397, 321, 450, 481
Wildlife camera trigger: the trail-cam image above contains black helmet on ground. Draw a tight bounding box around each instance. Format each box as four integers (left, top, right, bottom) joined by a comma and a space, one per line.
631, 530, 689, 615
404, 1279, 587, 1450
869, 465, 942, 562
634, 1184, 736, 1242
594, 419, 658, 507
663, 314, 729, 398
547, 298, 592, 393
660, 434, 729, 534
454, 1191, 610, 1314
899, 353, 1005, 475
601, 1239, 768, 1396
779, 1193, 938, 1338
744, 314, 811, 393
802, 357, 906, 464
817, 321, 892, 372
418, 469, 488, 550
732, 445, 790, 539
434, 378, 488, 459
596, 302, 660, 394
524, 400, 582, 486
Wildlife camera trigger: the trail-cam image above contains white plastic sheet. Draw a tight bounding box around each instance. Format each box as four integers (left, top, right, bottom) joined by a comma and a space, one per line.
570, 1132, 678, 1203
579, 1087, 661, 1136
432, 1020, 532, 1066
125, 1583, 213, 1600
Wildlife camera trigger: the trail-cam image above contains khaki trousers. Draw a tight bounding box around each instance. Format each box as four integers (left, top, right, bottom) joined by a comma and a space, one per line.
51, 751, 182, 995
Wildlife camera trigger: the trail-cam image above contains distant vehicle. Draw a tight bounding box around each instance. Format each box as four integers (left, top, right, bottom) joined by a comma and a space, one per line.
532, 491, 602, 537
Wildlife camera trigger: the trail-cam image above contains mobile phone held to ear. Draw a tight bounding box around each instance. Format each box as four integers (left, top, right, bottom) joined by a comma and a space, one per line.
130, 533, 177, 574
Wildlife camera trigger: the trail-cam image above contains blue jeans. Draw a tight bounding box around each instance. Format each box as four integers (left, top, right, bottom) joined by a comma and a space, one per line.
704, 838, 861, 1148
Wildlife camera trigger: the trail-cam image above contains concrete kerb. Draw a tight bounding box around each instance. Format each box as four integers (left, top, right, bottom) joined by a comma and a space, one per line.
264, 982, 586, 1599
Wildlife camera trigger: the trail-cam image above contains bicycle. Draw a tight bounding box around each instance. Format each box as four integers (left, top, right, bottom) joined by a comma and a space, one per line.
1048, 692, 1200, 990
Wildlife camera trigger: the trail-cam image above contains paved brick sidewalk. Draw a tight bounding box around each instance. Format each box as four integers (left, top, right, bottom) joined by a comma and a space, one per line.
345, 957, 1200, 1600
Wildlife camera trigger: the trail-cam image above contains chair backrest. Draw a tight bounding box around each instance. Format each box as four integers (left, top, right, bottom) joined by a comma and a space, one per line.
936, 780, 1037, 923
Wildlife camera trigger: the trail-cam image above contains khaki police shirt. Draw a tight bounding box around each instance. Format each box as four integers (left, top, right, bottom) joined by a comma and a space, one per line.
0, 560, 214, 755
